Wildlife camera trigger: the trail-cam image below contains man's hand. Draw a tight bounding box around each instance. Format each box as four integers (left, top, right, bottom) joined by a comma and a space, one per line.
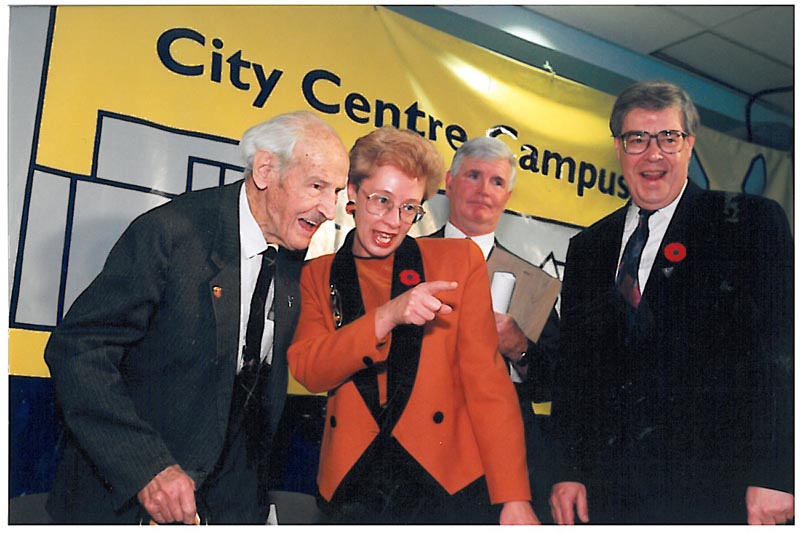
375, 281, 457, 339
746, 486, 794, 525
550, 481, 589, 525
495, 313, 529, 375
137, 464, 197, 524
499, 500, 540, 525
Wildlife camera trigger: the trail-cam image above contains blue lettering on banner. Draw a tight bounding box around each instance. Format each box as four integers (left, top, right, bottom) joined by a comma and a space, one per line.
156, 27, 283, 108
301, 68, 468, 150
155, 26, 627, 202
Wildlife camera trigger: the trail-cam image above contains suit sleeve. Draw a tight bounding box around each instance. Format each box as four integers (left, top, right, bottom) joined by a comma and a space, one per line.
288, 259, 390, 394
44, 213, 179, 510
549, 234, 593, 484
519, 306, 560, 402
745, 199, 794, 493
456, 244, 531, 503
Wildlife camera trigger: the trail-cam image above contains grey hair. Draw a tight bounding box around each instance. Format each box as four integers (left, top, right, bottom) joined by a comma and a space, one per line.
609, 79, 700, 137
450, 136, 518, 190
240, 111, 336, 177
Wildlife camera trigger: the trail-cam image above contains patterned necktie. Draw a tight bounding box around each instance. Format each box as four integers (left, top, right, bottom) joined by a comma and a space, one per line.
615, 209, 655, 308
243, 246, 277, 371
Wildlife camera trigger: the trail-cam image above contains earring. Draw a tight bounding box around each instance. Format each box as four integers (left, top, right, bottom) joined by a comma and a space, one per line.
345, 201, 356, 215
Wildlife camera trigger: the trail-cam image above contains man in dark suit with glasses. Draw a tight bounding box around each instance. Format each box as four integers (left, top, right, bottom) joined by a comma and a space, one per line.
549, 80, 793, 525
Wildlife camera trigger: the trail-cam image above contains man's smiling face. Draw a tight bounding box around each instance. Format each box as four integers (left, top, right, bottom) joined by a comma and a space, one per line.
614, 106, 694, 210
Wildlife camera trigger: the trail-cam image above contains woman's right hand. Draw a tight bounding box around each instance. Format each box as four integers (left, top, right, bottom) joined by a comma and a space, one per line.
374, 280, 457, 339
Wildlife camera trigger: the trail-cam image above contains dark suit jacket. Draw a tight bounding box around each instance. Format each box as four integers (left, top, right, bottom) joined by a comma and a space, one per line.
552, 181, 794, 523
44, 181, 303, 522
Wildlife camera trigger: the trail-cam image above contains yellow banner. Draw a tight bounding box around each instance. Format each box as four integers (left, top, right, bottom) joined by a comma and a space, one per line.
12, 5, 793, 379
40, 5, 623, 226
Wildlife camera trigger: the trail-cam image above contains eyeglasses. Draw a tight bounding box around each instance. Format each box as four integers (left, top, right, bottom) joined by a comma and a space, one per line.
618, 130, 688, 155
361, 190, 426, 224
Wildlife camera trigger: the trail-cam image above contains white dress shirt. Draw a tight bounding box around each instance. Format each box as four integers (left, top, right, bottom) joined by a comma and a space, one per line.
238, 183, 276, 372
617, 180, 688, 293
444, 222, 494, 260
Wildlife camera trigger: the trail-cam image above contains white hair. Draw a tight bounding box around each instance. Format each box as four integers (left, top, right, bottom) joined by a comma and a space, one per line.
239, 111, 337, 178
450, 136, 517, 190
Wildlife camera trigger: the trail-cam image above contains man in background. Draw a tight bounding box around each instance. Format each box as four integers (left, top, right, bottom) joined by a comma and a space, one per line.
428, 136, 561, 520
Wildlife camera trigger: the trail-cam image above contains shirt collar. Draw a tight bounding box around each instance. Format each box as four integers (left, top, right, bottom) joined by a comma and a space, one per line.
444, 221, 494, 260
628, 178, 688, 225
239, 183, 269, 259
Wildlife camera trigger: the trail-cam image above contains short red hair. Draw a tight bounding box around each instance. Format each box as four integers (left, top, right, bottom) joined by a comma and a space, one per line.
348, 126, 444, 200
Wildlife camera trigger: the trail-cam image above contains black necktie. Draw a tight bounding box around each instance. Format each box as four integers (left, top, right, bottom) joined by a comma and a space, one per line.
243, 246, 277, 371
616, 209, 655, 308
234, 246, 277, 468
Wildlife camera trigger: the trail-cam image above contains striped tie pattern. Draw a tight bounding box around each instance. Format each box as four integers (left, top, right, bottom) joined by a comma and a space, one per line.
615, 209, 655, 308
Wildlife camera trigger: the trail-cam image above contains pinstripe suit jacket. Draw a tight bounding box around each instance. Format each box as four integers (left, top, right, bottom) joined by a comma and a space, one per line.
552, 181, 793, 522
45, 181, 302, 522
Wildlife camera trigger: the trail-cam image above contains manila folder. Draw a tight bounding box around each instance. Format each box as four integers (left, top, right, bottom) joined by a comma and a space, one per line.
486, 246, 561, 342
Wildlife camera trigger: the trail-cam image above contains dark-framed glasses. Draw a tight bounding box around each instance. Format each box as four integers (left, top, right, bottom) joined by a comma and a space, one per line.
618, 129, 688, 155
363, 191, 425, 223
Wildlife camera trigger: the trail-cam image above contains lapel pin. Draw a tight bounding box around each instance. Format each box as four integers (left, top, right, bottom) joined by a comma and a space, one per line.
663, 242, 687, 263
723, 194, 740, 223
287, 295, 294, 308
212, 286, 223, 299
662, 267, 674, 278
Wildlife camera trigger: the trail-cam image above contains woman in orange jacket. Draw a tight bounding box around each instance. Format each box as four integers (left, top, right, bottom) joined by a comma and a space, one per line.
288, 126, 538, 525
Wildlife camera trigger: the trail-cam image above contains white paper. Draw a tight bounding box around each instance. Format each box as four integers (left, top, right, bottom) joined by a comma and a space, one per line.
491, 271, 516, 314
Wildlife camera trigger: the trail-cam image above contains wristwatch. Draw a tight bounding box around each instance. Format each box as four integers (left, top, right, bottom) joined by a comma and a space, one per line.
513, 339, 534, 367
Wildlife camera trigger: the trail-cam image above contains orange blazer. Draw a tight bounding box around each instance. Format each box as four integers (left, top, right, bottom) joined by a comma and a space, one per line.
288, 237, 530, 504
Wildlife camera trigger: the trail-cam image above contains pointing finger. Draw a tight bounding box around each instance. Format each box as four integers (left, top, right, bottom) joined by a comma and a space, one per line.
422, 280, 458, 295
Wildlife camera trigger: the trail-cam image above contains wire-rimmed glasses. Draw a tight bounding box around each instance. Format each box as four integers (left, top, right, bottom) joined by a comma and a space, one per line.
361, 190, 425, 224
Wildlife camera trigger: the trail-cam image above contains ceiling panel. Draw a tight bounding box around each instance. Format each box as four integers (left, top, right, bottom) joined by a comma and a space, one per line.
664, 5, 760, 28
522, 5, 793, 117
660, 33, 794, 95
526, 5, 702, 55
712, 5, 794, 66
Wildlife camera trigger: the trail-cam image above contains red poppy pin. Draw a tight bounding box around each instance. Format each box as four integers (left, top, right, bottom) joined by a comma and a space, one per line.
663, 242, 687, 263
399, 269, 421, 286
